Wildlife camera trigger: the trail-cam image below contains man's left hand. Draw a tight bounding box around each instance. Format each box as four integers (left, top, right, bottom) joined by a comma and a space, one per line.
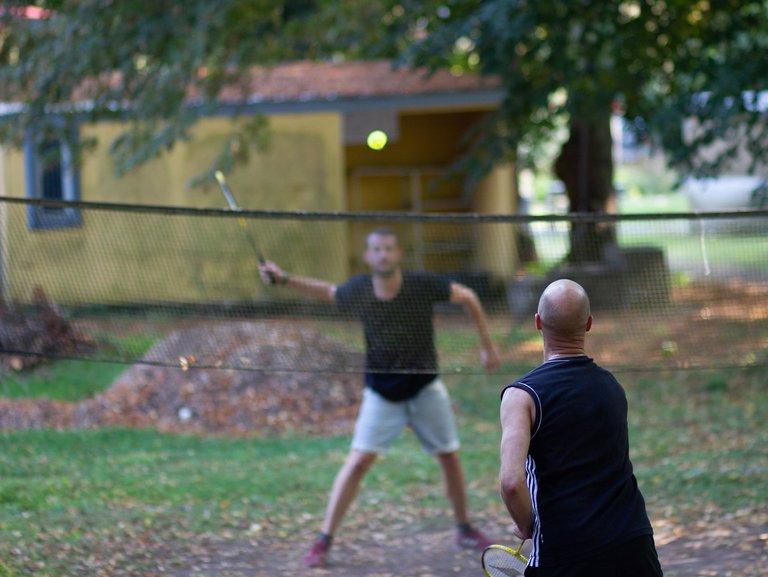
482, 344, 501, 372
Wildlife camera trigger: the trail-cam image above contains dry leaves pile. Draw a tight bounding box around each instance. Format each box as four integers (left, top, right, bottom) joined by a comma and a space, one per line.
0, 287, 94, 373
0, 322, 365, 436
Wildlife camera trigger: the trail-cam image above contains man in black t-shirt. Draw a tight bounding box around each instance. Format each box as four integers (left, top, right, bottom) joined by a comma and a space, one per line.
259, 227, 501, 568
336, 270, 452, 401
499, 279, 663, 576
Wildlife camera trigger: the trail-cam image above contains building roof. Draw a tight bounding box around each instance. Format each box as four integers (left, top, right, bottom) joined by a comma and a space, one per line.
209, 60, 504, 113
4, 60, 504, 117
215, 60, 500, 103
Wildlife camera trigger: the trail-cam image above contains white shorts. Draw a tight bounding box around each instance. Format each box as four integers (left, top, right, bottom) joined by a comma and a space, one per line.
351, 378, 460, 455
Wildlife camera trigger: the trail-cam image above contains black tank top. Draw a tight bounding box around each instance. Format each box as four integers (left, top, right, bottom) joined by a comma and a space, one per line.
502, 356, 654, 567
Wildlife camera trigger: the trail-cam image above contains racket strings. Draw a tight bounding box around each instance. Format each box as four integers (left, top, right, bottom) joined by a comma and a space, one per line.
482, 546, 528, 577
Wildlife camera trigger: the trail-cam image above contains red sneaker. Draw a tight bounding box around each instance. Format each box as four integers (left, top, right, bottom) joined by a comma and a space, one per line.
456, 525, 493, 550
303, 537, 331, 568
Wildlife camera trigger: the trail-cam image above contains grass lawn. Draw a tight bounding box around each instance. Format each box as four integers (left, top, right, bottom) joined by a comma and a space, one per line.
0, 334, 156, 401
0, 360, 131, 401
1, 358, 766, 576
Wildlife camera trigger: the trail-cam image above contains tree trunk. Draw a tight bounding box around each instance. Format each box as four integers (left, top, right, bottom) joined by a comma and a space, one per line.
554, 107, 617, 263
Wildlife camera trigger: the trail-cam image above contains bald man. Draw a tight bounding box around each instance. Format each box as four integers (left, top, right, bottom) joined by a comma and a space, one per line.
499, 280, 663, 576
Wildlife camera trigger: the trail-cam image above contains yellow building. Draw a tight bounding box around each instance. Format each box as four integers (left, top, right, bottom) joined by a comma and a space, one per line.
0, 61, 519, 306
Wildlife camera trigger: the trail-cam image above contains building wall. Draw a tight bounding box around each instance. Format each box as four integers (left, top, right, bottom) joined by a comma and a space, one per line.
0, 112, 349, 305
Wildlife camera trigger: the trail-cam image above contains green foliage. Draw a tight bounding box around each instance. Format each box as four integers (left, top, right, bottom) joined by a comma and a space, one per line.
615, 161, 681, 200
0, 0, 317, 179
393, 1, 768, 179
3, 1, 768, 187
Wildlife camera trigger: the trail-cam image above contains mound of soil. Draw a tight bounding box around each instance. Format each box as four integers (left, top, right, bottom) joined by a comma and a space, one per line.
0, 323, 365, 436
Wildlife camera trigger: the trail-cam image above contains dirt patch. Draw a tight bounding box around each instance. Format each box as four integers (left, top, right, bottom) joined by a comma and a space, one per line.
142, 514, 768, 576
0, 323, 364, 436
653, 515, 768, 577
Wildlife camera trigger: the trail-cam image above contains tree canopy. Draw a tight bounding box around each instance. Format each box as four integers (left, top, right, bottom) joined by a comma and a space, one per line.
394, 1, 768, 172
2, 1, 767, 213
0, 0, 320, 178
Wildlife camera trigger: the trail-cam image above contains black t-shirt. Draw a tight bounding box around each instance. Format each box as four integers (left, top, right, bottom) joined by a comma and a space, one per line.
501, 356, 654, 567
336, 271, 451, 401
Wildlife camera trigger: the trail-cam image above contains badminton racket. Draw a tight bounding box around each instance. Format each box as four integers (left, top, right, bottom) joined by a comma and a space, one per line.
214, 170, 275, 283
481, 541, 528, 577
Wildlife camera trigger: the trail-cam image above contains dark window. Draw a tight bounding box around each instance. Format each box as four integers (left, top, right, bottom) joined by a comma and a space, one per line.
25, 131, 81, 229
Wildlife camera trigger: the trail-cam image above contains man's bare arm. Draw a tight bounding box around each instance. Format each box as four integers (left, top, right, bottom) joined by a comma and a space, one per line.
259, 261, 337, 302
499, 386, 535, 539
450, 283, 500, 371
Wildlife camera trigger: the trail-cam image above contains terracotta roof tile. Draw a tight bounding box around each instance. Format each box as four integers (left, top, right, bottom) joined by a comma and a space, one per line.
39, 60, 500, 110
214, 60, 501, 104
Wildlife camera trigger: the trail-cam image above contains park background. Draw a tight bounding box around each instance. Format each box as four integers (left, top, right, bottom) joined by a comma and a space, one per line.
1, 2, 767, 576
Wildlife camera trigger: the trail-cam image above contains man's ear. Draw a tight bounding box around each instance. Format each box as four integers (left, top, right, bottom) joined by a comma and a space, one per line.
535, 313, 542, 331
585, 315, 593, 332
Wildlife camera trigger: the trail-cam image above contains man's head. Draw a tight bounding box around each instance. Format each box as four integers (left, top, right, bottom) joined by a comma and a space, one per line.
535, 279, 592, 339
364, 227, 401, 278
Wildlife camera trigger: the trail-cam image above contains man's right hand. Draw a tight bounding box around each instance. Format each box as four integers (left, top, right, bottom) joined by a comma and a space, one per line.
258, 264, 338, 301
258, 261, 287, 286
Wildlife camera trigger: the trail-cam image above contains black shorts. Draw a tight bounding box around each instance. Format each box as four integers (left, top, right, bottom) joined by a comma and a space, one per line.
525, 535, 663, 577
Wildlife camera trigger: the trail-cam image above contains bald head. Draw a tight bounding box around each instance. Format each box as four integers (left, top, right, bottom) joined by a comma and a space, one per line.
537, 279, 592, 339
